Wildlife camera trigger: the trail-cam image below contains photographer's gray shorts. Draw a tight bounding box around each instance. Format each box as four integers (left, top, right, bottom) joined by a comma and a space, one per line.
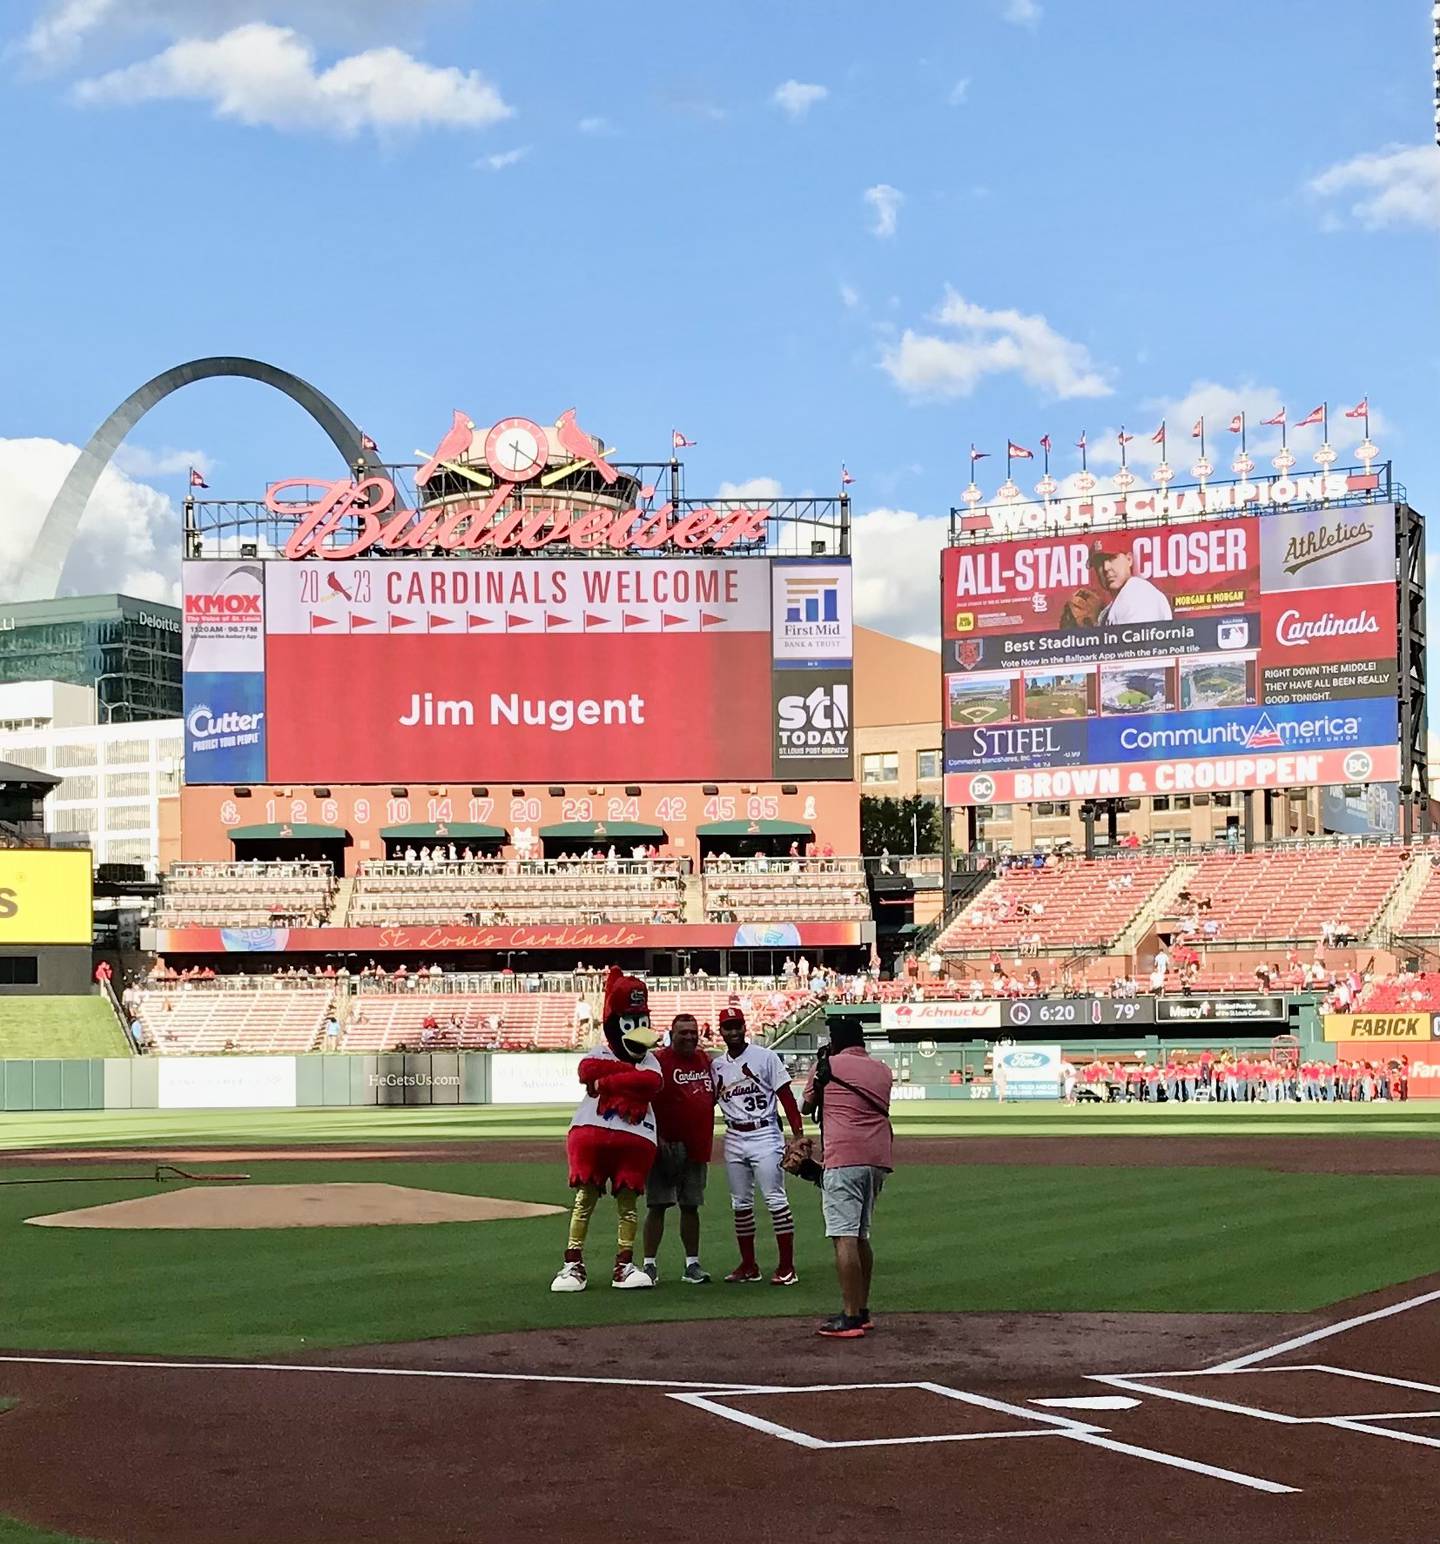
821, 1165, 886, 1239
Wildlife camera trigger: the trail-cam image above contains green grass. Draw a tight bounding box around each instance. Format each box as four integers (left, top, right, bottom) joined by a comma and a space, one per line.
3, 1100, 1440, 1152
3, 1157, 1440, 1358
0, 1519, 104, 1544
0, 999, 129, 1061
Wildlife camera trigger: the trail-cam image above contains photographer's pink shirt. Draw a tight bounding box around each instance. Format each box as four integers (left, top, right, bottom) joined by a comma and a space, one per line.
804, 1047, 894, 1171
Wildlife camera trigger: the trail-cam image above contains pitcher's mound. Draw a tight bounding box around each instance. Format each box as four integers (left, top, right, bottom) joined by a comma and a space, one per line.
26, 1183, 566, 1231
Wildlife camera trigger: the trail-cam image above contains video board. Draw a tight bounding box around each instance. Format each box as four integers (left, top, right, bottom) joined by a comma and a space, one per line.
942, 506, 1399, 804
181, 557, 853, 785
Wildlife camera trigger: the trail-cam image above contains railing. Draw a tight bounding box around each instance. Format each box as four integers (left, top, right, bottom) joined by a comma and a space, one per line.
167, 860, 335, 880
359, 857, 690, 878
702, 856, 865, 876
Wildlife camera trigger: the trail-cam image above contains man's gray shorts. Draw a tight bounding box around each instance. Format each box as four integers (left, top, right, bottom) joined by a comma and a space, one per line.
821, 1164, 887, 1239
645, 1142, 708, 1209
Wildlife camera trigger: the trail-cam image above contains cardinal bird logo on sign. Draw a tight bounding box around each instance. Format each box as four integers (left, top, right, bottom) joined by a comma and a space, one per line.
957, 640, 982, 669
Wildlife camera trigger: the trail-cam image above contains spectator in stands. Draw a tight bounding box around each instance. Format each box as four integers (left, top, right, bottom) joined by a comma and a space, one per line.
324, 1013, 340, 1052
574, 995, 594, 1042
128, 1016, 147, 1053
798, 955, 811, 988
1150, 947, 1169, 994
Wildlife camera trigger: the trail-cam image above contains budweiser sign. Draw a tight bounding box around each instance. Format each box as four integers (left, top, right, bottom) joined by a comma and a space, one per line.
268, 477, 771, 560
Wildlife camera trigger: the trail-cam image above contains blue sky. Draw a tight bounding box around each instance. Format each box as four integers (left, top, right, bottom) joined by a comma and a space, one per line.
1, 0, 1437, 644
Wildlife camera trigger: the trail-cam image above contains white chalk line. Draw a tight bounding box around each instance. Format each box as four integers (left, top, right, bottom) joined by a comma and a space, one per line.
0, 1354, 785, 1395
1093, 1363, 1440, 1452
1207, 1286, 1440, 1373
672, 1379, 1296, 1492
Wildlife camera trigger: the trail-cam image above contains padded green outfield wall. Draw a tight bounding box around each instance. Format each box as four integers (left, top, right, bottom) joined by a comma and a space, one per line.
0, 1058, 106, 1111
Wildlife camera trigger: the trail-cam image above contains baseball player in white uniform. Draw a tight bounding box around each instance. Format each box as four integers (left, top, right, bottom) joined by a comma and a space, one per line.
710, 1005, 804, 1284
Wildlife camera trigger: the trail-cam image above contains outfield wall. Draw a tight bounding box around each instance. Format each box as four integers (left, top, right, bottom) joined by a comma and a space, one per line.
0, 1054, 492, 1111
0, 1040, 1355, 1112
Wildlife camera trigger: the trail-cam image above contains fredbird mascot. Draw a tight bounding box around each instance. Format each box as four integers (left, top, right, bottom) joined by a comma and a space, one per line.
551, 968, 663, 1292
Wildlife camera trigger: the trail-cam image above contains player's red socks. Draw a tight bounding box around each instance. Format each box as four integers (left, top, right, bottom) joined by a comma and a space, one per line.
775, 1219, 795, 1276
734, 1208, 757, 1268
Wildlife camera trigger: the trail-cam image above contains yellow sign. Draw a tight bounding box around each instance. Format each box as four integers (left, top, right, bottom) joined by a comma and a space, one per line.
1323, 1013, 1434, 1042
0, 850, 92, 945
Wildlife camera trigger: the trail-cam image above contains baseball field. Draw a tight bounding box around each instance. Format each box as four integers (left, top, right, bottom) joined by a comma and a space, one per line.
2, 1100, 1439, 1543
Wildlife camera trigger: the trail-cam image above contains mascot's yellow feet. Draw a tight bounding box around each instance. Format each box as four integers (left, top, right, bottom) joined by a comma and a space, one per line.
612, 1260, 654, 1289
551, 1261, 588, 1293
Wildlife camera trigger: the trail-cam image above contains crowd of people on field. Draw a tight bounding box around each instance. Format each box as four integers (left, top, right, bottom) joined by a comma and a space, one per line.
1076, 1051, 1410, 1103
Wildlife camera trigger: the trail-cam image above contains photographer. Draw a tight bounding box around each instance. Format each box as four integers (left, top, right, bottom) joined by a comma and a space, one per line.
796, 1021, 893, 1340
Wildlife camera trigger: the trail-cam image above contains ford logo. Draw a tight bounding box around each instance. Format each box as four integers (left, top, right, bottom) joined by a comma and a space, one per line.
1002, 1050, 1046, 1068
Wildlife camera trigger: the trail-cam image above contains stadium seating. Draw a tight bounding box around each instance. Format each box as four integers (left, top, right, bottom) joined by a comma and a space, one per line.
701, 859, 870, 922
153, 861, 336, 929
342, 992, 578, 1051
137, 985, 333, 1055
1352, 971, 1440, 1013
346, 859, 685, 927
1183, 846, 1407, 945
1394, 858, 1440, 937
935, 857, 1174, 953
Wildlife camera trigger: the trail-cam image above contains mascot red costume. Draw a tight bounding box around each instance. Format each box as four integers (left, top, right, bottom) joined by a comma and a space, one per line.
551, 969, 663, 1292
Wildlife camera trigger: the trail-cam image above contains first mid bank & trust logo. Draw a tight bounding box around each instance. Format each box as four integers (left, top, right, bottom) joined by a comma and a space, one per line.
782, 573, 842, 627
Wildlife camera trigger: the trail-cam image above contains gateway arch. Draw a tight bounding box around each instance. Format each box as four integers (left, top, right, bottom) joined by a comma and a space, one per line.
16, 355, 384, 601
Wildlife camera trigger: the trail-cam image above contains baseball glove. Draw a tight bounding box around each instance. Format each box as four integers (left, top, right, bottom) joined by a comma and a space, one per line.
781, 1136, 823, 1186
1059, 586, 1106, 630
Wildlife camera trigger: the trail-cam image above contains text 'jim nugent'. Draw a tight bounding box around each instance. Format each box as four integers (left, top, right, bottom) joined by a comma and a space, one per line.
399, 692, 645, 732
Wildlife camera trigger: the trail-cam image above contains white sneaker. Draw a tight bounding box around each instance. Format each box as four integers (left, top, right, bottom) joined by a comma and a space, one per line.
612, 1262, 654, 1290
550, 1261, 587, 1293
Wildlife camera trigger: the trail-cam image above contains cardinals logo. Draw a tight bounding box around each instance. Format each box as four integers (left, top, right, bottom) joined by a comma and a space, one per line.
957, 640, 982, 670
416, 410, 475, 486
554, 409, 618, 485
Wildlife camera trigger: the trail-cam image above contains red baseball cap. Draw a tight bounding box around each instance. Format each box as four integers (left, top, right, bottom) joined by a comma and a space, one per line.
1088, 534, 1131, 564
718, 1006, 746, 1028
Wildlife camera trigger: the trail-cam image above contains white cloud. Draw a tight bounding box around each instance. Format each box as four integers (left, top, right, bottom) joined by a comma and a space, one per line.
839, 282, 860, 309
850, 506, 947, 649
863, 183, 903, 238
1085, 380, 1284, 468
1001, 0, 1042, 27
716, 477, 783, 501
19, 0, 114, 65
111, 444, 212, 479
1309, 144, 1440, 231
772, 79, 827, 119
20, 1, 435, 66
73, 23, 512, 138
881, 286, 1112, 401
0, 437, 182, 603
479, 146, 529, 171
947, 77, 970, 106
577, 114, 611, 135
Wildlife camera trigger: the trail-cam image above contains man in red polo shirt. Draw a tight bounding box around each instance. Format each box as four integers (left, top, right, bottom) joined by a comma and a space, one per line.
641, 1013, 717, 1285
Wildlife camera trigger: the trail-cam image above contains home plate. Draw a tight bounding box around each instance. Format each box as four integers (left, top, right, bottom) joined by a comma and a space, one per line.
1031, 1396, 1142, 1411
25, 1183, 566, 1230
